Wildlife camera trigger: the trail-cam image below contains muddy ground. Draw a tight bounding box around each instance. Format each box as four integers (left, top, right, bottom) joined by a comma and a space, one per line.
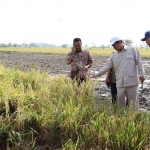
0, 51, 150, 111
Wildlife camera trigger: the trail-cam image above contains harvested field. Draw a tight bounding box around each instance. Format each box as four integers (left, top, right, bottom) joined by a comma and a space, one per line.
0, 51, 150, 111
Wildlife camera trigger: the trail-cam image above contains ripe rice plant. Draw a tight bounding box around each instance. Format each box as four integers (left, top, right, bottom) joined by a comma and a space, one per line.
1, 47, 150, 57
0, 65, 150, 149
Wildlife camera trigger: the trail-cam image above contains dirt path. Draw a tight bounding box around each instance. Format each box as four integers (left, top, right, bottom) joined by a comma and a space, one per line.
0, 51, 150, 111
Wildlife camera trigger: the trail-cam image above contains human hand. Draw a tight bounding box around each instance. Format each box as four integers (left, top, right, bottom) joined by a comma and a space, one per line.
71, 46, 76, 54
139, 76, 145, 84
89, 73, 96, 78
83, 65, 89, 71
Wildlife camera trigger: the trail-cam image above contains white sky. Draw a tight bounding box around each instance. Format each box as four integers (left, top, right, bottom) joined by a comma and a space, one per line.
0, 0, 150, 46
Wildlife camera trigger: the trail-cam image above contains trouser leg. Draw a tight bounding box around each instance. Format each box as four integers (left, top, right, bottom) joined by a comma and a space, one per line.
126, 85, 138, 110
117, 87, 126, 109
110, 82, 117, 104
126, 93, 129, 107
117, 85, 138, 110
76, 78, 86, 86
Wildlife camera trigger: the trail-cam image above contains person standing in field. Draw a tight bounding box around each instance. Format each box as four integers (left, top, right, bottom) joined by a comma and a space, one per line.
66, 38, 93, 84
90, 37, 145, 110
106, 58, 128, 106
105, 53, 117, 105
141, 30, 150, 47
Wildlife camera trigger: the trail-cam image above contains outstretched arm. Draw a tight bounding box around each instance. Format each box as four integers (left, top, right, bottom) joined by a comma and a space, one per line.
89, 56, 113, 78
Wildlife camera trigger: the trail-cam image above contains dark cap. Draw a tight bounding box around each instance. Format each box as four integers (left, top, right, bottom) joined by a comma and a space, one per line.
141, 30, 150, 41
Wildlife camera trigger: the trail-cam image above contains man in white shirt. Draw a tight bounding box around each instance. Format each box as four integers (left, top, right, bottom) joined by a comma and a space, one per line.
141, 30, 150, 47
90, 37, 145, 110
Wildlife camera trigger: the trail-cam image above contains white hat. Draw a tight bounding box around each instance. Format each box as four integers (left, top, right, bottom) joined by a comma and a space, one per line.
110, 37, 122, 46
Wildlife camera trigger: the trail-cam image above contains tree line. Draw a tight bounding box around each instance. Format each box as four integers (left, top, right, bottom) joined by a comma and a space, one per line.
0, 39, 136, 48
0, 43, 56, 48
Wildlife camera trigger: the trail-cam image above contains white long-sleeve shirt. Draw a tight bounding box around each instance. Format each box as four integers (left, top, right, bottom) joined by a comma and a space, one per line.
96, 46, 144, 88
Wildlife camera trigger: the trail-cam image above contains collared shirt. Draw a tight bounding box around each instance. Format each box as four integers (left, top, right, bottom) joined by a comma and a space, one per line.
96, 46, 144, 87
66, 49, 93, 79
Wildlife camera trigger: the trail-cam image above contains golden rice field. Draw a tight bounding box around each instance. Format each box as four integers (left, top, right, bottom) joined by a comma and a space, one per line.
0, 65, 150, 149
0, 47, 150, 57
0, 47, 150, 149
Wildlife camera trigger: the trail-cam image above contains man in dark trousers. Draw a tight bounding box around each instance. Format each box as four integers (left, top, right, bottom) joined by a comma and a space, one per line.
105, 60, 117, 105
106, 62, 128, 106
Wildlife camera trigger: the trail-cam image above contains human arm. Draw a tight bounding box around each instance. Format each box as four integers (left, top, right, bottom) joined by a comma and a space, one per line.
133, 47, 145, 83
89, 56, 113, 78
83, 51, 94, 71
134, 48, 145, 84
65, 47, 76, 65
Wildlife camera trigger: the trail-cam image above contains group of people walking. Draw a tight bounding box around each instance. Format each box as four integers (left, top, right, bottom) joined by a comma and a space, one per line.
66, 30, 150, 111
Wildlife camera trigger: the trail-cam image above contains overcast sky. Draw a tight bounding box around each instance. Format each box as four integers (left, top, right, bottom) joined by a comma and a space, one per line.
0, 0, 150, 46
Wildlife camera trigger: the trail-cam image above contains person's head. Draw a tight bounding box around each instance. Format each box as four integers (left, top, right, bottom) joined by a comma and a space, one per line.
141, 31, 150, 47
73, 38, 82, 51
110, 37, 124, 51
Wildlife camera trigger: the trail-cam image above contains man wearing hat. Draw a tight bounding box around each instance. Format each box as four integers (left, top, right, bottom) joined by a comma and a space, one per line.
90, 37, 145, 110
141, 30, 150, 47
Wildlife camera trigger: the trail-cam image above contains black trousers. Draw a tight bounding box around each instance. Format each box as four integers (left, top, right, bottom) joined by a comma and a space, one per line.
110, 82, 117, 104
76, 78, 86, 86
110, 82, 128, 106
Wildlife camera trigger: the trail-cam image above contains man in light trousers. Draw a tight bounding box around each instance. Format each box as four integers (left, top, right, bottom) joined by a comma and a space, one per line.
90, 37, 145, 110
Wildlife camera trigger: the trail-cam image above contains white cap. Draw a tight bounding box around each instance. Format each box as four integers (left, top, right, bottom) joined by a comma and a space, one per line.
110, 37, 122, 46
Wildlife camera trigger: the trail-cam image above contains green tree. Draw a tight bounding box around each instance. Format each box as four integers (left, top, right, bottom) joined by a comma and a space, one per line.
62, 44, 68, 48
13, 44, 18, 47
29, 43, 36, 47
101, 44, 105, 49
124, 39, 133, 46
8, 42, 12, 47
0, 43, 7, 47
